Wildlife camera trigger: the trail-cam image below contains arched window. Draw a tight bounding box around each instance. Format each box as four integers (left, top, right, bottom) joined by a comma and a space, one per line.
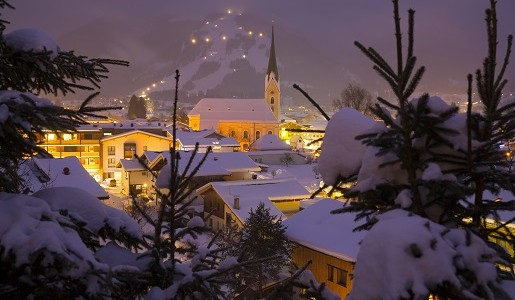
243, 131, 249, 139
255, 131, 261, 140
270, 97, 275, 105
267, 131, 272, 135
230, 130, 236, 138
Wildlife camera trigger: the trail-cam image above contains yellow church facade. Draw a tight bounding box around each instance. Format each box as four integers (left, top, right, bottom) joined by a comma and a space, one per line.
188, 26, 281, 150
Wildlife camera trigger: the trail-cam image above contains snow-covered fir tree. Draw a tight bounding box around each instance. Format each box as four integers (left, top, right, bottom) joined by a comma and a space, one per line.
315, 0, 515, 299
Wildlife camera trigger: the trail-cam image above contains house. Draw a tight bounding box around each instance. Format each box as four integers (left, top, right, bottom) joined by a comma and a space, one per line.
36, 120, 178, 180
283, 199, 365, 298
101, 130, 173, 182
116, 159, 152, 198
188, 27, 281, 151
169, 129, 240, 152
247, 134, 308, 165
197, 178, 311, 232
140, 150, 262, 203
20, 156, 108, 200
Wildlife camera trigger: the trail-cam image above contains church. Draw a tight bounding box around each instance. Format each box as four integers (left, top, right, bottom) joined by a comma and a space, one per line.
188, 27, 281, 151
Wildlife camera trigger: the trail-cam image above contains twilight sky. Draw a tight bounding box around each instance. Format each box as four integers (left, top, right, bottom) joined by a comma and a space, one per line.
3, 0, 515, 98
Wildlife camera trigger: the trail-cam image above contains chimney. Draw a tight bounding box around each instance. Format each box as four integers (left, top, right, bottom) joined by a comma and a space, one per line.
62, 167, 70, 175
233, 196, 240, 210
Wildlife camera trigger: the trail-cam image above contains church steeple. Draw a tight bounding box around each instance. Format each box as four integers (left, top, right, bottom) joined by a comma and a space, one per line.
265, 25, 280, 120
266, 26, 279, 82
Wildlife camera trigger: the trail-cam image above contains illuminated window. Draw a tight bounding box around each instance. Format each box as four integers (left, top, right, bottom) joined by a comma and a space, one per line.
108, 158, 116, 168
107, 146, 115, 156
47, 133, 57, 141
63, 133, 77, 141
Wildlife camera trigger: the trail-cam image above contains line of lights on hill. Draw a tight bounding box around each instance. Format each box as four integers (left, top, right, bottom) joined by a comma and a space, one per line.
138, 9, 268, 98
190, 8, 265, 59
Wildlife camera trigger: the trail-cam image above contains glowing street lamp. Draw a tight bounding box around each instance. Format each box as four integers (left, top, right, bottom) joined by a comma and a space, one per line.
205, 37, 210, 42
191, 38, 196, 44
227, 9, 231, 14
222, 35, 227, 40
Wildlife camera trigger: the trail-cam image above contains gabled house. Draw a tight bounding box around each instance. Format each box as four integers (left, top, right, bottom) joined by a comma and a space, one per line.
20, 156, 109, 199
247, 133, 308, 166
101, 130, 172, 182
168, 129, 240, 152
197, 178, 311, 232
283, 199, 365, 298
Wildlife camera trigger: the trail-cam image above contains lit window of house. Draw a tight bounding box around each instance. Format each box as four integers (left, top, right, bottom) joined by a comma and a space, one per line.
107, 146, 115, 156
108, 158, 116, 168
47, 133, 57, 141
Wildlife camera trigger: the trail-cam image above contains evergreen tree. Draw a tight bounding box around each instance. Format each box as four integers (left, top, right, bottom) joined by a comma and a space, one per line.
314, 0, 514, 298
127, 94, 146, 119
221, 202, 292, 297
0, 1, 127, 193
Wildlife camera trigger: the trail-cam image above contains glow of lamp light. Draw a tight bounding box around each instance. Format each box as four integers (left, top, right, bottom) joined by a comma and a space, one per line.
259, 33, 263, 37
242, 54, 246, 58
160, 80, 164, 83
222, 36, 227, 40
248, 31, 252, 35
146, 88, 150, 91
227, 9, 231, 14
205, 37, 210, 42
152, 83, 156, 87
191, 38, 196, 44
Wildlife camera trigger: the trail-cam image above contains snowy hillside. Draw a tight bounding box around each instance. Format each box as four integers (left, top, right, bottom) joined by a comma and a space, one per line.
57, 11, 354, 106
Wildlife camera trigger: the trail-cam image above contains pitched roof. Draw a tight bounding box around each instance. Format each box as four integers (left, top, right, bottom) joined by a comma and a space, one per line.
188, 98, 277, 130
155, 151, 262, 188
284, 199, 366, 262
197, 178, 310, 223
250, 133, 291, 151
20, 157, 108, 199
117, 159, 146, 171
100, 129, 172, 142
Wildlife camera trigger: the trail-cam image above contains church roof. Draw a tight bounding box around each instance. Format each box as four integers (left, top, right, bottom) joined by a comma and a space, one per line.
266, 26, 279, 82
188, 98, 277, 130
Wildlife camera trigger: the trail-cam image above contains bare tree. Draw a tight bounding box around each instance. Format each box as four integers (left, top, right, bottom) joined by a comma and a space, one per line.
332, 83, 374, 116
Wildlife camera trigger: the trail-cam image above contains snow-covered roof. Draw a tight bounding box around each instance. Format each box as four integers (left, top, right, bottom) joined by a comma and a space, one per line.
78, 121, 171, 131
284, 199, 365, 262
101, 129, 172, 142
173, 129, 221, 140
155, 151, 262, 188
249, 133, 291, 151
179, 137, 240, 148
188, 98, 278, 130
197, 178, 311, 223
20, 157, 108, 199
117, 159, 146, 171
247, 150, 298, 156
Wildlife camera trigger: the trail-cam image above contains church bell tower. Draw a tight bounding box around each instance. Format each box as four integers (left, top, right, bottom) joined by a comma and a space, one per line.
265, 26, 280, 120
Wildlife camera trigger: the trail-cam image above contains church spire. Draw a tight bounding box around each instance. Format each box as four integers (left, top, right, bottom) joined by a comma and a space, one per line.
266, 25, 279, 82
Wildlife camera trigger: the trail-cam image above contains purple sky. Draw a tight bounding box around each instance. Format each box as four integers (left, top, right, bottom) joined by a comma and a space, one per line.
3, 0, 515, 97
